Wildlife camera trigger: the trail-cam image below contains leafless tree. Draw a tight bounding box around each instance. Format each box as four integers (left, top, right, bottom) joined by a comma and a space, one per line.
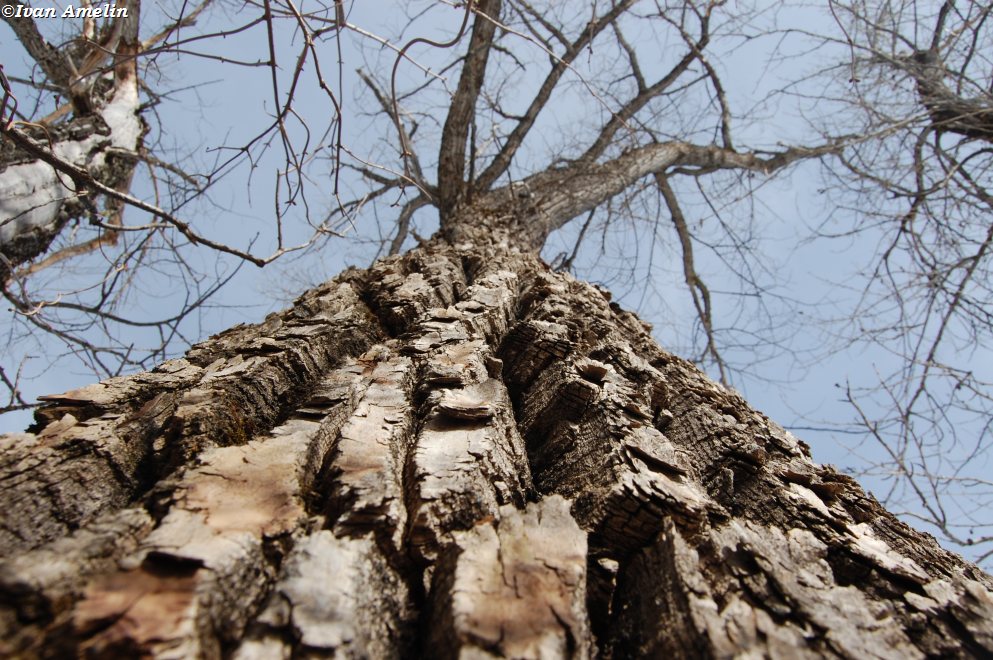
2, 0, 992, 577
1, 0, 353, 406
3, 1, 993, 656
776, 0, 993, 565
0, 0, 990, 568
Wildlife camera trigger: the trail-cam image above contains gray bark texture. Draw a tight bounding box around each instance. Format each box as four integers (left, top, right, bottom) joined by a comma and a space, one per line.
2, 204, 993, 658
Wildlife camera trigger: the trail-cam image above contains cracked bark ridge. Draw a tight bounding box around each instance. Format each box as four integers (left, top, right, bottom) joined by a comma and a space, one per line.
235, 531, 414, 659
428, 496, 590, 659
0, 276, 380, 554
1, 225, 992, 658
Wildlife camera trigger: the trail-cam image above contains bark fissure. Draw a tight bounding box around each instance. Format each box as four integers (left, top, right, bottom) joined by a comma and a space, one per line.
0, 274, 383, 554
3, 211, 993, 658
491, 262, 993, 658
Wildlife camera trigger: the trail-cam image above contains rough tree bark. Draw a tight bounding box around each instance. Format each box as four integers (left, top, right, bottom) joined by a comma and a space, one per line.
3, 1, 993, 656
2, 188, 993, 658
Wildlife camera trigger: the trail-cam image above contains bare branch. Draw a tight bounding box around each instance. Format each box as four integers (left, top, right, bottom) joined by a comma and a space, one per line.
436, 0, 501, 214
655, 171, 728, 384
475, 0, 638, 190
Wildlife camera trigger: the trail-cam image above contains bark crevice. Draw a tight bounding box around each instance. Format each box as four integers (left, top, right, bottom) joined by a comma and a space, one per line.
3, 226, 993, 658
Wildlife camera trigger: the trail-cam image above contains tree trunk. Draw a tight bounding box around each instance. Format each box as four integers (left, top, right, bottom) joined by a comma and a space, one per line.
2, 206, 993, 658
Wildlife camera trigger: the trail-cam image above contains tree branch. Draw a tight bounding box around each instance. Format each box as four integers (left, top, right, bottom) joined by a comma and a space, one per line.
473, 0, 637, 191
1, 0, 75, 89
525, 138, 847, 243
655, 171, 728, 384
582, 3, 713, 162
437, 0, 501, 215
